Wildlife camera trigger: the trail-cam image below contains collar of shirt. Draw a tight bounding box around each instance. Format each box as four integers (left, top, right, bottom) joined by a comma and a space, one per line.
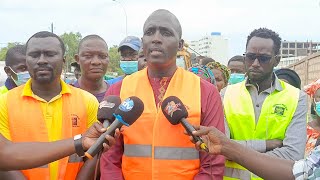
245, 73, 283, 94
21, 79, 71, 102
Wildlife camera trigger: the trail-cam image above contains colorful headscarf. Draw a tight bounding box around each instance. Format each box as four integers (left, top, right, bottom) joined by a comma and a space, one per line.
304, 79, 320, 97
206, 62, 230, 83
188, 65, 216, 85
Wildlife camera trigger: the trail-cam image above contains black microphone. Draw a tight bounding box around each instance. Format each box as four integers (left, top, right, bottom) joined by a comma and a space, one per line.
161, 96, 208, 152
97, 95, 121, 128
85, 96, 144, 159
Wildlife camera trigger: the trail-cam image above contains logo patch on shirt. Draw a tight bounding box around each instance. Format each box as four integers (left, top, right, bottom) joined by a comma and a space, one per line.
71, 114, 80, 127
272, 104, 287, 116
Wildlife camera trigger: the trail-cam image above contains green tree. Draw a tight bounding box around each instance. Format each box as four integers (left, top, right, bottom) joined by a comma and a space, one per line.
60, 32, 82, 72
0, 42, 22, 61
108, 45, 123, 75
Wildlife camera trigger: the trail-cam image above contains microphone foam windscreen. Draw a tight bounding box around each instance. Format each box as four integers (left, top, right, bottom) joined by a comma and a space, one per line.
161, 96, 188, 125
97, 95, 121, 123
114, 96, 144, 125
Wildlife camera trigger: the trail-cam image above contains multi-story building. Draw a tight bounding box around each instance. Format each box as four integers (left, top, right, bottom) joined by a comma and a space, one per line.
280, 41, 320, 58
277, 41, 320, 68
189, 32, 228, 63
277, 56, 305, 68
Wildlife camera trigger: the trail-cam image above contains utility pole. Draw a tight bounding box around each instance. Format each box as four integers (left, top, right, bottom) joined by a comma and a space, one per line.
112, 0, 128, 36
51, 23, 54, 33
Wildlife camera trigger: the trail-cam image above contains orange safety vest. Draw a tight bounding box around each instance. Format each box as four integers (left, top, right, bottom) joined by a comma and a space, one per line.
7, 85, 88, 180
120, 67, 201, 180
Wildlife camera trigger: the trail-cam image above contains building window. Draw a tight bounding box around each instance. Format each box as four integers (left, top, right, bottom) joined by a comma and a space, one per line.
282, 50, 288, 54
289, 43, 295, 48
304, 43, 309, 48
297, 43, 303, 48
289, 50, 295, 56
282, 43, 288, 48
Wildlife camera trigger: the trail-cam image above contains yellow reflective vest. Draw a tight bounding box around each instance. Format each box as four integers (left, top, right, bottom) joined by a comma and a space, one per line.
0, 85, 9, 95
223, 80, 299, 180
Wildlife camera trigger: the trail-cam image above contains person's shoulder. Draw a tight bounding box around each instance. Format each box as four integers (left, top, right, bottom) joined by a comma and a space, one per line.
109, 80, 123, 90
200, 78, 216, 91
107, 76, 124, 85
200, 78, 220, 97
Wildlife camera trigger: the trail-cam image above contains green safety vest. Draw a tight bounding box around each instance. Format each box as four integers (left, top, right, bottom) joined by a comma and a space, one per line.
223, 80, 299, 180
0, 85, 9, 95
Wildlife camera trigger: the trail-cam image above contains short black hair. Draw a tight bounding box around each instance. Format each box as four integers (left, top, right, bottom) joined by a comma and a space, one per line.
78, 34, 107, 53
70, 62, 80, 70
246, 28, 281, 55
275, 68, 301, 89
200, 57, 215, 66
26, 31, 65, 55
5, 45, 26, 66
228, 55, 244, 65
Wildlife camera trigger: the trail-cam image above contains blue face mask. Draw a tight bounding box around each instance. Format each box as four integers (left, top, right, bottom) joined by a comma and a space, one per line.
120, 60, 138, 75
228, 73, 245, 85
314, 100, 320, 117
9, 67, 31, 86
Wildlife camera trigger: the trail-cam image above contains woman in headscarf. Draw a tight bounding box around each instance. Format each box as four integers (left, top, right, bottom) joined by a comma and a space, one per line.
207, 61, 230, 92
304, 79, 320, 156
188, 65, 216, 85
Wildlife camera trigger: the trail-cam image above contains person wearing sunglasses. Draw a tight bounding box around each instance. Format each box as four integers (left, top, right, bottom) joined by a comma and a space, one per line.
0, 45, 30, 95
221, 28, 307, 179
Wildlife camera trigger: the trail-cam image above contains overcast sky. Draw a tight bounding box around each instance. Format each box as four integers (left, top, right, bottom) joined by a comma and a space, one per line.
1, 0, 320, 64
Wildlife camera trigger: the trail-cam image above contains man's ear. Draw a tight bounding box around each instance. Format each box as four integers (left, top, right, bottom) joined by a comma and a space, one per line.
75, 54, 79, 63
178, 39, 184, 51
63, 56, 66, 64
273, 54, 281, 67
4, 66, 12, 76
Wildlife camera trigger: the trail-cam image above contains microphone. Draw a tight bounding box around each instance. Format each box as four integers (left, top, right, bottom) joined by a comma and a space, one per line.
161, 96, 209, 152
97, 95, 121, 128
85, 96, 144, 159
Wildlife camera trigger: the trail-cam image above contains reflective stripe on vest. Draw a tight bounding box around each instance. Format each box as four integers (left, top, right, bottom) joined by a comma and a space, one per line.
223, 80, 300, 180
124, 144, 199, 160
7, 84, 88, 180
120, 67, 201, 180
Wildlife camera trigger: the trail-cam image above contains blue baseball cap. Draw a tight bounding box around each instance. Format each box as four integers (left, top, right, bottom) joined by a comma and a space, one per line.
118, 36, 141, 52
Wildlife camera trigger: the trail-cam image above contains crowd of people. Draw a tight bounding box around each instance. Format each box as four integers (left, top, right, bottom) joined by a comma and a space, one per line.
0, 8, 319, 180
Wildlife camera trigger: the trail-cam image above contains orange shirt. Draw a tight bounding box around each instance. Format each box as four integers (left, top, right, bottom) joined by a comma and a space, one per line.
0, 79, 98, 180
306, 125, 320, 156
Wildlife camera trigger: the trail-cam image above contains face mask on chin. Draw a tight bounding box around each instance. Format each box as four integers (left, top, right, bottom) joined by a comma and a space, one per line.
120, 60, 138, 75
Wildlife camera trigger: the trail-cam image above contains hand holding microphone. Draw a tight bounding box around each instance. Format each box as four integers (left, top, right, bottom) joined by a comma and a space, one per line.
85, 96, 144, 159
161, 96, 209, 152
